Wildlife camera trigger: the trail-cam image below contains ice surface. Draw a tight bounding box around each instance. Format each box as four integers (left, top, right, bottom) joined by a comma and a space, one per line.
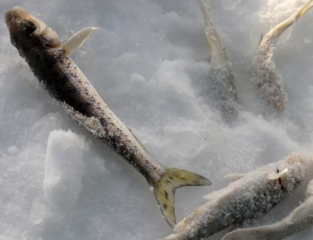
1, 0, 313, 239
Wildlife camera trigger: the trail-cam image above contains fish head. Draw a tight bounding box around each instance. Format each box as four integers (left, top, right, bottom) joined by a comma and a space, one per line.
5, 6, 61, 56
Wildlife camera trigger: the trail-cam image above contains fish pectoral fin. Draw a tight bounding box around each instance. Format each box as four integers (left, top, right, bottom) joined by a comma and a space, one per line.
63, 27, 97, 56
224, 173, 246, 181
151, 167, 211, 228
267, 168, 288, 180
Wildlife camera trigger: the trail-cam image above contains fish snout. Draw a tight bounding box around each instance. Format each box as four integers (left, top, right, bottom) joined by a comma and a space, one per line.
5, 6, 29, 28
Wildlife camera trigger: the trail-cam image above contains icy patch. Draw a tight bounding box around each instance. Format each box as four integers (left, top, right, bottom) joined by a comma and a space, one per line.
43, 130, 90, 211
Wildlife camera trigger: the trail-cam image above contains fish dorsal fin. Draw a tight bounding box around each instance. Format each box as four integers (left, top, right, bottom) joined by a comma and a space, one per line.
267, 168, 288, 180
63, 27, 97, 56
224, 173, 245, 181
128, 128, 150, 154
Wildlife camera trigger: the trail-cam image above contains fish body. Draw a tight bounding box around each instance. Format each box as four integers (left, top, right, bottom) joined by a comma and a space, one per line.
5, 6, 211, 227
198, 0, 237, 116
163, 153, 307, 240
252, 0, 313, 111
222, 178, 313, 240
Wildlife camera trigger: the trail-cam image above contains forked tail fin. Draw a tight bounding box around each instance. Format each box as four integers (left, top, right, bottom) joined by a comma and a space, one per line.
151, 167, 211, 228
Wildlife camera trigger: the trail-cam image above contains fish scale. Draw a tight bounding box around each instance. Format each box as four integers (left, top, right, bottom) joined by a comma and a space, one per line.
5, 6, 211, 228
223, 179, 313, 240
25, 33, 165, 181
163, 153, 306, 240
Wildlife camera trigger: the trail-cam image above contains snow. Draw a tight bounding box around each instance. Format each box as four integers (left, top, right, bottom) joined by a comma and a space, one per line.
1, 0, 313, 239
43, 130, 89, 211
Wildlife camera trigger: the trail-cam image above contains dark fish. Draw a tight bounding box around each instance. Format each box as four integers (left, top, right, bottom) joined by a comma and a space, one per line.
5, 6, 211, 227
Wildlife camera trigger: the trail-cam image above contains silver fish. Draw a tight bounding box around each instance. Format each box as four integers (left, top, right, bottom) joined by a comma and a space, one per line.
252, 0, 313, 111
198, 0, 238, 116
162, 153, 307, 240
4, 6, 211, 227
222, 178, 313, 240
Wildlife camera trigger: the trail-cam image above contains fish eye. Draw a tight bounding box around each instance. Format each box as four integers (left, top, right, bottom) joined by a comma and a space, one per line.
21, 20, 36, 33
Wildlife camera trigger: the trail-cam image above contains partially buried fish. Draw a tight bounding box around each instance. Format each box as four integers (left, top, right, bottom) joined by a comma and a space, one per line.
252, 0, 313, 111
4, 6, 211, 227
162, 153, 307, 240
198, 0, 238, 117
222, 178, 313, 240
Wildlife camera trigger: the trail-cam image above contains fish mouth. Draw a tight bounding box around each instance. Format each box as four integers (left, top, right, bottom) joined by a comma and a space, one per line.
5, 6, 28, 27
5, 6, 47, 35
5, 6, 61, 48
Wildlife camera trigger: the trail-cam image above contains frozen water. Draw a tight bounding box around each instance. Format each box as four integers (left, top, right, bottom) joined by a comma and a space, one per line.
1, 0, 313, 239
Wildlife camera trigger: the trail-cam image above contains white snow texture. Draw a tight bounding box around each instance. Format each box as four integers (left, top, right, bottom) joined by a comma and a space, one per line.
43, 130, 89, 212
1, 0, 313, 239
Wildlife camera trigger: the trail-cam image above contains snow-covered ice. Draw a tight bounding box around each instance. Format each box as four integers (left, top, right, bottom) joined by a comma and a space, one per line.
43, 130, 89, 211
1, 0, 313, 239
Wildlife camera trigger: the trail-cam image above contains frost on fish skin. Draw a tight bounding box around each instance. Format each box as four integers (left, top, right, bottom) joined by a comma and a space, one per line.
198, 0, 238, 118
222, 180, 313, 240
60, 99, 161, 167
209, 64, 238, 118
4, 5, 217, 228
60, 101, 108, 139
162, 153, 307, 240
252, 45, 287, 111
252, 0, 313, 111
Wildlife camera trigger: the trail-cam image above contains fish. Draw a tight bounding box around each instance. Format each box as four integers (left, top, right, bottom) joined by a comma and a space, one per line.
4, 6, 211, 228
162, 153, 307, 240
252, 0, 313, 111
222, 178, 313, 240
198, 0, 238, 117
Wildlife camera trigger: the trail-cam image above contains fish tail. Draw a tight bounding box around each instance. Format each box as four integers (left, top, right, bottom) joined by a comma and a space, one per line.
198, 0, 214, 50
299, 0, 313, 18
151, 167, 211, 228
198, 0, 212, 27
